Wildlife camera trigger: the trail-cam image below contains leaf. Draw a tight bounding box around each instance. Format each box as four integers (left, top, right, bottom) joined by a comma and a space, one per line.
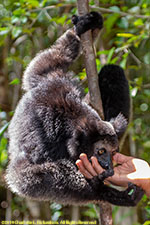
128, 6, 140, 14
143, 221, 150, 225
120, 52, 128, 69
11, 16, 20, 24
0, 123, 9, 137
134, 18, 144, 27
21, 16, 28, 24
117, 17, 129, 29
135, 77, 143, 86
111, 56, 119, 64
13, 8, 26, 16
105, 13, 120, 33
107, 47, 115, 64
51, 211, 62, 221
51, 15, 67, 25
12, 27, 22, 38
97, 50, 109, 55
83, 209, 97, 218
82, 204, 98, 219
109, 6, 120, 13
0, 148, 8, 161
131, 87, 138, 97
28, 0, 40, 8
50, 202, 62, 211
117, 33, 135, 38
128, 189, 134, 196
144, 52, 150, 65
0, 27, 10, 36
9, 78, 20, 85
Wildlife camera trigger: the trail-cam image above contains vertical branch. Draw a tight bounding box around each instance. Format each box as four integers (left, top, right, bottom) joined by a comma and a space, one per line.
76, 1, 113, 225
77, 0, 104, 120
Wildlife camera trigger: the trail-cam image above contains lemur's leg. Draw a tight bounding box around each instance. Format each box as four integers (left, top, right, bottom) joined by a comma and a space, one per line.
23, 12, 103, 91
6, 158, 102, 204
23, 29, 81, 91
6, 158, 143, 206
97, 182, 144, 206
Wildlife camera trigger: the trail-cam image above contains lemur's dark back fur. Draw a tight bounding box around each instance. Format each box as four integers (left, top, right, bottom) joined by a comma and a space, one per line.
6, 12, 143, 206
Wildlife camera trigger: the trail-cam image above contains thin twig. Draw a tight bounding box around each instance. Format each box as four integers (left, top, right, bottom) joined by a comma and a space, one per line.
129, 50, 142, 65
90, 5, 150, 19
143, 84, 150, 88
30, 4, 74, 12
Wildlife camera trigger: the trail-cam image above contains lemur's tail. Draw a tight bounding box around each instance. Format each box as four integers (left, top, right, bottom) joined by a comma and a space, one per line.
98, 64, 130, 122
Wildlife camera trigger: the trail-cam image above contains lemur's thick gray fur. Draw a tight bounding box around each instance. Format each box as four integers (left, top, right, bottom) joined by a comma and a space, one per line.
6, 12, 144, 206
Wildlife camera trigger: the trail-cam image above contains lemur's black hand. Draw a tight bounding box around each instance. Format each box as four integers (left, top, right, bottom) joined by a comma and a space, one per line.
72, 12, 103, 36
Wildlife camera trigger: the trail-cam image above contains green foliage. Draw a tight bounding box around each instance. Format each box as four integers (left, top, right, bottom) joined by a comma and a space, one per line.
143, 221, 150, 225
0, 0, 150, 222
0, 136, 8, 168
0, 123, 9, 168
0, 122, 9, 137
9, 78, 20, 85
50, 203, 63, 221
143, 195, 150, 219
82, 204, 99, 219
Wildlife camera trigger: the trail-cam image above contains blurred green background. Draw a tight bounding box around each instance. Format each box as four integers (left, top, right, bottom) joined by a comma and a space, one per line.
0, 0, 150, 224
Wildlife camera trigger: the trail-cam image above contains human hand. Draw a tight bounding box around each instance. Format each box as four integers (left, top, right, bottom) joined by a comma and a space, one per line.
76, 153, 150, 197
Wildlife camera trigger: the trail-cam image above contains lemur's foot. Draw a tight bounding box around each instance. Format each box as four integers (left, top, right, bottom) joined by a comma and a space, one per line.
72, 12, 103, 36
123, 182, 144, 206
97, 169, 114, 181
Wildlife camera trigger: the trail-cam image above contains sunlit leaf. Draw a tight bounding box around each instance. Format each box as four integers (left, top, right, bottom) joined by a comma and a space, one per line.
107, 47, 115, 64
143, 221, 150, 225
28, 0, 40, 8
109, 6, 120, 12
134, 18, 144, 27
135, 77, 143, 86
0, 123, 9, 137
0, 27, 10, 36
97, 50, 109, 55
21, 16, 28, 23
11, 16, 20, 24
131, 87, 138, 97
111, 56, 119, 64
128, 6, 140, 14
120, 58, 127, 69
9, 78, 20, 85
12, 27, 22, 38
13, 8, 26, 16
117, 33, 135, 38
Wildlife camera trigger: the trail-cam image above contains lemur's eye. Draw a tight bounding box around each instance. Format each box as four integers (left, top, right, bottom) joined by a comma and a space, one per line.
98, 148, 105, 155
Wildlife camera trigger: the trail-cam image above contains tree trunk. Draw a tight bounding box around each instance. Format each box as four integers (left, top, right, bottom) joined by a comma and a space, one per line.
76, 1, 113, 224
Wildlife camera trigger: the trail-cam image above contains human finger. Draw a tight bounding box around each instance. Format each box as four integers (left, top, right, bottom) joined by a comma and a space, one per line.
76, 159, 93, 179
112, 153, 133, 164
79, 154, 97, 177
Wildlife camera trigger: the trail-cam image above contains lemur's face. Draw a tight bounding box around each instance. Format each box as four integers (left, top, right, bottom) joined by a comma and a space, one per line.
93, 135, 118, 171
93, 117, 125, 171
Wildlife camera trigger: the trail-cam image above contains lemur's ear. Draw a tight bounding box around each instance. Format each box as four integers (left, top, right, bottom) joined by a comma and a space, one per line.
110, 113, 128, 139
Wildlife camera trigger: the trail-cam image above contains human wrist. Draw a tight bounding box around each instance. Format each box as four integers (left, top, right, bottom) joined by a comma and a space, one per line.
143, 179, 150, 197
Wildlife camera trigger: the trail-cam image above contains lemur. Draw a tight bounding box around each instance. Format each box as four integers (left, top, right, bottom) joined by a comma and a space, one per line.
6, 12, 144, 206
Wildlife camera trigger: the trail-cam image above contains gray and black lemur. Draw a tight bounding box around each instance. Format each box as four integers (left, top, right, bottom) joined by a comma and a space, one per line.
6, 12, 144, 206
